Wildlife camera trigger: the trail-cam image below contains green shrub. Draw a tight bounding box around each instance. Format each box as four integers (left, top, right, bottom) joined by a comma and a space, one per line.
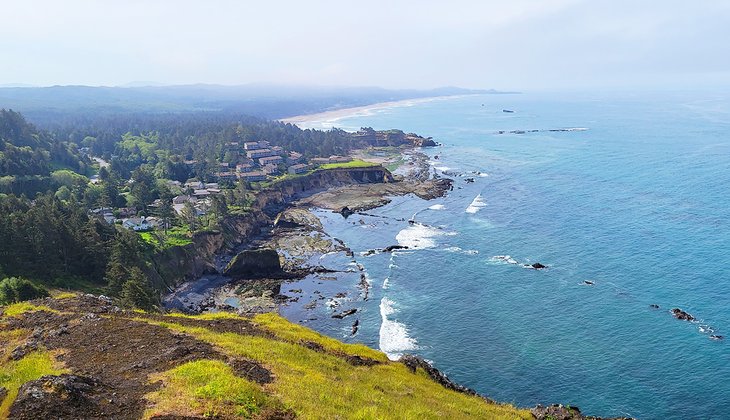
0, 277, 50, 305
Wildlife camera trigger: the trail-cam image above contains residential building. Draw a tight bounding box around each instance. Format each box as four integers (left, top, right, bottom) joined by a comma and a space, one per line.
243, 141, 260, 150
288, 163, 310, 175
262, 164, 279, 175
246, 148, 276, 159
240, 171, 267, 182
259, 155, 283, 166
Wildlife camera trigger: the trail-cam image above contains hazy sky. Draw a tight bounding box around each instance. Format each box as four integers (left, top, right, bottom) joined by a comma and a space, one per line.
2, 0, 730, 90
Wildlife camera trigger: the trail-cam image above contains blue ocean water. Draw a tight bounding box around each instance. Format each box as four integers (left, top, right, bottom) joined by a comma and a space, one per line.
286, 92, 730, 419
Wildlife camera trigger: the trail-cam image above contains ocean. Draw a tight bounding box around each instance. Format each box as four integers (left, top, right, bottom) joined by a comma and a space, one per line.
283, 91, 730, 419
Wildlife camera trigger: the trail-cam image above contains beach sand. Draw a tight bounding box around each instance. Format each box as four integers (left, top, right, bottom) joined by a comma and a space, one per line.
279, 95, 469, 128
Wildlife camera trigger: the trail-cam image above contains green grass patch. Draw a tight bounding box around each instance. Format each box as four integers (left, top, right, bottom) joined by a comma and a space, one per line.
1, 302, 59, 318
144, 359, 282, 419
253, 312, 387, 362
0, 351, 65, 417
133, 314, 531, 419
318, 159, 380, 170
138, 227, 193, 250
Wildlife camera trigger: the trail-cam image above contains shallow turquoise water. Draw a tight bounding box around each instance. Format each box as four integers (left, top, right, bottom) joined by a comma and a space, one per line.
285, 92, 730, 419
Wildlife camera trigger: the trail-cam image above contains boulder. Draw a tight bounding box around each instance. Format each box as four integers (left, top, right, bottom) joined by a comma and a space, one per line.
223, 249, 282, 278
530, 262, 547, 269
338, 206, 355, 218
649, 304, 660, 309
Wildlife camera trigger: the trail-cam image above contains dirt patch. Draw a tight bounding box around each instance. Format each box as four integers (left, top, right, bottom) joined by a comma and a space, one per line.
137, 313, 273, 337
2, 297, 273, 419
230, 358, 274, 384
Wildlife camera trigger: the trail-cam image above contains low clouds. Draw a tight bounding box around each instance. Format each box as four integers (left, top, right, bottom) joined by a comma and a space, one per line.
1, 0, 729, 89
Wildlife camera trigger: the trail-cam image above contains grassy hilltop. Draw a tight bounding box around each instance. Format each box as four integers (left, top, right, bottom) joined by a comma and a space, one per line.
0, 294, 531, 419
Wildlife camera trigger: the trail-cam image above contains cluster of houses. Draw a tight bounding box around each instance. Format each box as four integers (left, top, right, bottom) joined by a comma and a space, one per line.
213, 140, 353, 183
92, 139, 357, 232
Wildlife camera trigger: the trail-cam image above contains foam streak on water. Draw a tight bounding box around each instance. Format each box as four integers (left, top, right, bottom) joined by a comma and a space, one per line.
379, 297, 418, 360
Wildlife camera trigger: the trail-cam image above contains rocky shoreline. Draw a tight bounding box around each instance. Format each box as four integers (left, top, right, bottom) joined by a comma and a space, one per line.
161, 149, 451, 315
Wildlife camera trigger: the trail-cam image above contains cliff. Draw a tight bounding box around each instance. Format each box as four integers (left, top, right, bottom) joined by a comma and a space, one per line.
147, 167, 394, 292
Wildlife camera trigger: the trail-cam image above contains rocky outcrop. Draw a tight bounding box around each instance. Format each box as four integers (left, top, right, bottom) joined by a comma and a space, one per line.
223, 249, 282, 278
671, 308, 694, 321
400, 355, 483, 398
531, 403, 634, 420
10, 375, 102, 419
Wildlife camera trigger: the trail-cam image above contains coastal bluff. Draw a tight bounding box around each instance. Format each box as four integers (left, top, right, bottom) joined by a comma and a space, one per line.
147, 166, 395, 292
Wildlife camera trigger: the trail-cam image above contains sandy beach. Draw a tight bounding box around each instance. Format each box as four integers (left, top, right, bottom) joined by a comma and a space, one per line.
280, 95, 471, 128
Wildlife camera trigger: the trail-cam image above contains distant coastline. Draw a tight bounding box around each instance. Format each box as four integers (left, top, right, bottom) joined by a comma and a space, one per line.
280, 94, 472, 128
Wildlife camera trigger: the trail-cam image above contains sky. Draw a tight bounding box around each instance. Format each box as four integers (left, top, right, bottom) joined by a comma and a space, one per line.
1, 0, 730, 90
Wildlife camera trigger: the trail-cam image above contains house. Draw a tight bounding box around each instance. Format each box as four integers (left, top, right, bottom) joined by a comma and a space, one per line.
259, 155, 283, 166
204, 183, 219, 189
185, 180, 205, 190
193, 189, 211, 198
246, 149, 276, 159
236, 163, 254, 173
288, 163, 310, 175
122, 217, 152, 231
216, 171, 236, 182
243, 141, 260, 150
172, 195, 196, 205
262, 164, 279, 175
240, 171, 266, 182
219, 162, 230, 169
310, 157, 330, 165
118, 207, 136, 218
288, 151, 303, 162
272, 146, 284, 153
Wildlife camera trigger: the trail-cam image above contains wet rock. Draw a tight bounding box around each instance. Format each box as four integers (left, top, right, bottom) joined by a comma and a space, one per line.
583, 280, 595, 285
0, 387, 6, 405
649, 304, 660, 309
382, 245, 409, 253
334, 292, 347, 298
339, 206, 355, 218
671, 308, 695, 321
529, 262, 547, 269
711, 335, 724, 340
332, 308, 357, 319
351, 319, 360, 335
465, 178, 475, 183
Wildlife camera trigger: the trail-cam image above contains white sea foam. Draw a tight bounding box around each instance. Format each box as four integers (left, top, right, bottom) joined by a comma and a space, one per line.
395, 223, 450, 249
465, 194, 487, 214
428, 204, 446, 210
379, 297, 418, 360
382, 276, 390, 289
434, 166, 451, 171
489, 255, 519, 265
478, 173, 489, 177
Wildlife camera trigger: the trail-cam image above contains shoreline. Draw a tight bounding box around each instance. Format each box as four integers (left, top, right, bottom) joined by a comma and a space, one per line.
279, 94, 476, 127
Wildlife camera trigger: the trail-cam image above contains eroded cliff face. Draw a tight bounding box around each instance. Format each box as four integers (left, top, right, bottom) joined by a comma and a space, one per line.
149, 167, 392, 291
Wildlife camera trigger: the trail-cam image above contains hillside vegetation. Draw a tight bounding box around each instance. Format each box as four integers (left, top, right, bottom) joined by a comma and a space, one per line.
0, 294, 532, 419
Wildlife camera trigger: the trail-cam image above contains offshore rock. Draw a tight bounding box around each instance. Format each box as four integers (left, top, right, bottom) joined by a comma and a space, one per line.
671, 308, 695, 321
